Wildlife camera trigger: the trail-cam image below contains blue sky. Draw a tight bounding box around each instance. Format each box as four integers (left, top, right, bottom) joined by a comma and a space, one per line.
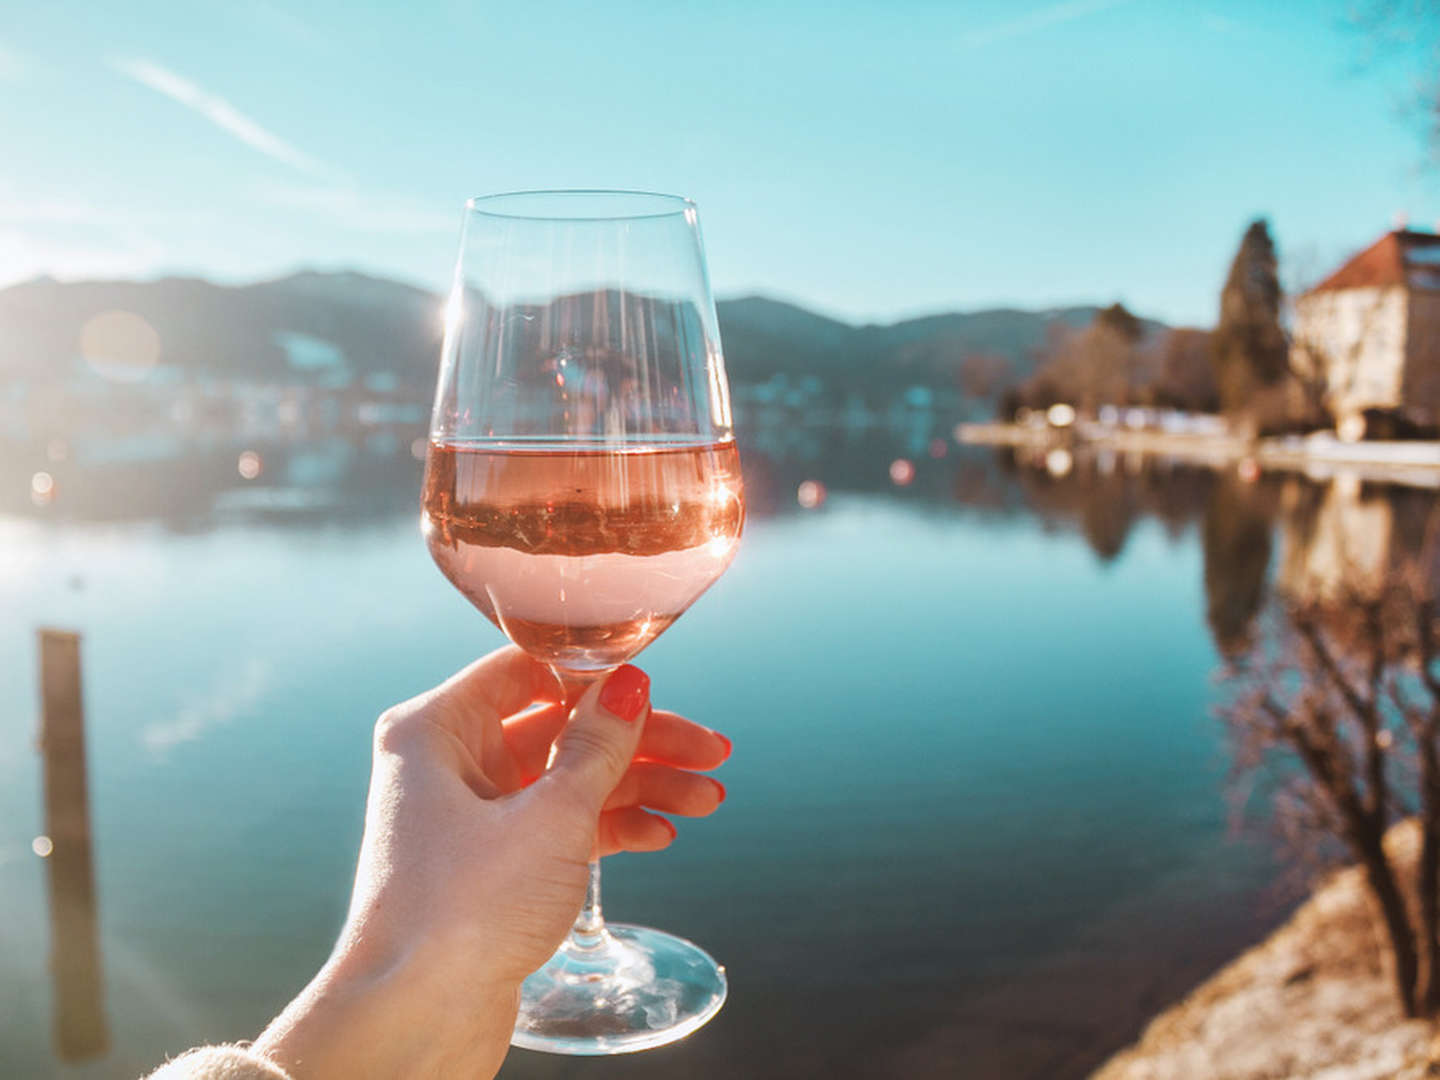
0, 0, 1436, 326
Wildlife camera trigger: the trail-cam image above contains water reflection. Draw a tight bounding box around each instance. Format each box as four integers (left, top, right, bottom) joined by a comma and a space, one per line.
1275, 475, 1440, 607
37, 629, 108, 1062
990, 445, 1440, 656
1203, 475, 1276, 658
997, 448, 1217, 559
11, 394, 1440, 644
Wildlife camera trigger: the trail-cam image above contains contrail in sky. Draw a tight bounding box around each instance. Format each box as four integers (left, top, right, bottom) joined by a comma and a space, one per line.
111, 58, 328, 177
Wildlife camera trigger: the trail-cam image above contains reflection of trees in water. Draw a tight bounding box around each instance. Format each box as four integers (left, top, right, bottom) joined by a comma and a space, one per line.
995, 452, 1440, 668
1000, 452, 1217, 563
1203, 476, 1279, 658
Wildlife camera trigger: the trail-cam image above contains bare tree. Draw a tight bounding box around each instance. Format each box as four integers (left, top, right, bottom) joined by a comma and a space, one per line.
1350, 1, 1440, 168
1220, 506, 1440, 1015
1019, 304, 1152, 413
1151, 327, 1219, 413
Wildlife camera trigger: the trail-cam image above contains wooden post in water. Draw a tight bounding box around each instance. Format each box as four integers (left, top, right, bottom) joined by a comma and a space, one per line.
38, 628, 108, 1062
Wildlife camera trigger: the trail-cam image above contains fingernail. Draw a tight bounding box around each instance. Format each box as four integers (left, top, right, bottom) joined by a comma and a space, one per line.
715, 732, 732, 758
599, 665, 649, 723
661, 818, 678, 840
711, 778, 727, 804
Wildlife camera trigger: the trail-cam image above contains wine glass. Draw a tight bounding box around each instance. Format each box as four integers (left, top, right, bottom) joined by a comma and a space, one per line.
421, 190, 744, 1054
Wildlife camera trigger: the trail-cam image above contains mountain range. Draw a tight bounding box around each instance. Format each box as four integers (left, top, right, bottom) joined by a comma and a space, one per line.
0, 270, 1155, 397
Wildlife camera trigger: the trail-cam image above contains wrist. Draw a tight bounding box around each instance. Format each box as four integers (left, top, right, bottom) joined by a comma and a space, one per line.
255, 943, 519, 1079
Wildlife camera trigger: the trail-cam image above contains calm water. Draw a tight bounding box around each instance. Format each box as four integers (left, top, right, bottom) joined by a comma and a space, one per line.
3, 435, 1393, 1078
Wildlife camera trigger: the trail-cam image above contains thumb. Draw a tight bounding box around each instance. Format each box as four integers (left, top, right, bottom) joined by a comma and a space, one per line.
544, 665, 649, 813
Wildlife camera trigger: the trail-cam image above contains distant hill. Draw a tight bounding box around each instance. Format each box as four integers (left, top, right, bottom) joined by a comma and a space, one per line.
0, 271, 442, 386
0, 271, 1162, 396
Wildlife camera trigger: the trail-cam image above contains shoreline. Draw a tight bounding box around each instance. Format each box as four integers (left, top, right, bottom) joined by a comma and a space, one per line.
1092, 822, 1439, 1080
955, 422, 1440, 490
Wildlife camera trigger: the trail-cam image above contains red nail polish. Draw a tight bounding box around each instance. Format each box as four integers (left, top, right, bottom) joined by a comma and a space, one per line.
715, 732, 732, 758
712, 779, 727, 804
599, 665, 649, 723
661, 817, 678, 840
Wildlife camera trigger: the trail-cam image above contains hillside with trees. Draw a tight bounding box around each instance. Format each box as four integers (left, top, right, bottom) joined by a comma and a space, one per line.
0, 272, 1142, 412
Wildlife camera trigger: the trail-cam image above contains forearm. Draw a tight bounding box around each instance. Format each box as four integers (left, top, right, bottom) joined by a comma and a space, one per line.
253, 948, 519, 1079
146, 1044, 293, 1079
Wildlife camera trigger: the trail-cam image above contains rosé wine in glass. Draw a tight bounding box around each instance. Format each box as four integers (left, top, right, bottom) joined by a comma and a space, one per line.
422, 440, 744, 671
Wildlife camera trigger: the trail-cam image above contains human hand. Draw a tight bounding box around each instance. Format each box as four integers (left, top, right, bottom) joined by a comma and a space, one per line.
253, 647, 730, 1079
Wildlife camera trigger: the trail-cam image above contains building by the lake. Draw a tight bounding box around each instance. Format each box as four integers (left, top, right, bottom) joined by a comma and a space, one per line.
1290, 229, 1440, 438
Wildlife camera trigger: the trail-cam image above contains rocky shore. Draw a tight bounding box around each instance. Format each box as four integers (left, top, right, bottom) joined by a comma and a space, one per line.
1093, 824, 1440, 1080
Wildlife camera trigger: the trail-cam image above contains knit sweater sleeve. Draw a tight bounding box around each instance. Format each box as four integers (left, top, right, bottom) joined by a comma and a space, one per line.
143, 1044, 293, 1080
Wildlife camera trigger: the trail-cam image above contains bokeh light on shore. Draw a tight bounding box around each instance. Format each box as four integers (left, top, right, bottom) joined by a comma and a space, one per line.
796, 480, 826, 509
889, 459, 915, 486
79, 309, 160, 382
1044, 448, 1073, 478
31, 835, 53, 858
237, 451, 263, 480
30, 471, 55, 507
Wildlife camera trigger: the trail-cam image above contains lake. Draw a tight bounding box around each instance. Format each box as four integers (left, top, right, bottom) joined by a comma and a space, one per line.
2, 425, 1408, 1079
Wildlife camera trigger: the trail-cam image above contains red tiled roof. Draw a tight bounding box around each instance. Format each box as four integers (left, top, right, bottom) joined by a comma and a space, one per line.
1308, 230, 1440, 293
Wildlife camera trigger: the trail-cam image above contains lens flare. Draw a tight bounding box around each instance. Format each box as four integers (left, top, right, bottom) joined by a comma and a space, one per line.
30, 471, 55, 506
80, 309, 161, 382
797, 480, 826, 509
237, 451, 263, 480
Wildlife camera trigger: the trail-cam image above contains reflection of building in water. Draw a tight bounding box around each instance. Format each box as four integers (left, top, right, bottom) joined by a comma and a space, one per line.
1275, 474, 1394, 605
37, 629, 108, 1062
1200, 472, 1440, 655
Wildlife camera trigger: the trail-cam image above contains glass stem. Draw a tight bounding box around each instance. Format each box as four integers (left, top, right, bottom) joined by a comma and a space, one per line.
552, 666, 618, 952
571, 860, 606, 949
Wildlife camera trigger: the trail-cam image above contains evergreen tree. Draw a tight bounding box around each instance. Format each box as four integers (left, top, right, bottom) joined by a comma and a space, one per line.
1212, 219, 1289, 417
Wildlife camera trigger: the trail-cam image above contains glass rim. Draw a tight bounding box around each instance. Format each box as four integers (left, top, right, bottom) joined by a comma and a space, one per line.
464, 189, 696, 222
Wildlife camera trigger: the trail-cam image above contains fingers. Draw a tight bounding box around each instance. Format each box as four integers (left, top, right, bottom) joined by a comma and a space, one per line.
500, 701, 568, 780
505, 706, 731, 780
543, 666, 650, 815
396, 647, 555, 792
431, 646, 559, 725
603, 762, 726, 817
634, 712, 732, 770
598, 806, 676, 856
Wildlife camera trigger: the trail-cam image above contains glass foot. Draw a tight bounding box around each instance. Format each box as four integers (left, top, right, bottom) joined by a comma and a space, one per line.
510, 923, 727, 1056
